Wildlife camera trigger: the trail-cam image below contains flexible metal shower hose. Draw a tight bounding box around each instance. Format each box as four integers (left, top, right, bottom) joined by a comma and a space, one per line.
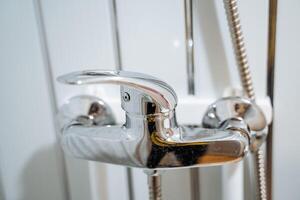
148, 173, 162, 200
223, 0, 267, 200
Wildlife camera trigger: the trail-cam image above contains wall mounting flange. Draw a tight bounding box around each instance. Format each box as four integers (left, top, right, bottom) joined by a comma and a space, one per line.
202, 96, 268, 151
57, 95, 116, 130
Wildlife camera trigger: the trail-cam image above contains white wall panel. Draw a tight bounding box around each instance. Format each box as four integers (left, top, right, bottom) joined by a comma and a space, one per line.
239, 0, 269, 98
39, 0, 118, 101
210, 0, 268, 98
194, 0, 268, 98
0, 1, 67, 199
116, 0, 188, 96
194, 0, 233, 98
273, 1, 300, 199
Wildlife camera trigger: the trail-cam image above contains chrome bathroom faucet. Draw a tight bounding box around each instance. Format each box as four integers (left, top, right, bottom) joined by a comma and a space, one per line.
57, 70, 267, 169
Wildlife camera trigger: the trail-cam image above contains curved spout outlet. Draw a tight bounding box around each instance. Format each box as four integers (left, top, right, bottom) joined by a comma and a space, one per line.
61, 117, 249, 169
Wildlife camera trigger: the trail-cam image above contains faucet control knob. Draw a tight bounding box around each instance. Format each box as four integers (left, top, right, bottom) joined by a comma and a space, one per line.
202, 97, 268, 151
58, 70, 178, 115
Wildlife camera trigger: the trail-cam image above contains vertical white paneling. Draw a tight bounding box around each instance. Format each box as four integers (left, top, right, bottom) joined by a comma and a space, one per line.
222, 162, 244, 200
116, 0, 188, 96
0, 1, 66, 200
273, 1, 300, 199
212, 0, 269, 98
194, 0, 233, 98
239, 0, 269, 98
106, 165, 130, 200
162, 169, 192, 200
38, 0, 127, 199
39, 0, 118, 101
199, 167, 222, 200
116, 0, 190, 199
130, 169, 148, 200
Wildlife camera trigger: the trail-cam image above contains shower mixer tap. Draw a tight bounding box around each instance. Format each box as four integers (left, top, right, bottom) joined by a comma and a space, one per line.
57, 70, 267, 169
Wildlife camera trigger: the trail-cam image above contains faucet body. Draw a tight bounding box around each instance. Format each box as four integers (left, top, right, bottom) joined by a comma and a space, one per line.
62, 110, 248, 169
58, 70, 266, 169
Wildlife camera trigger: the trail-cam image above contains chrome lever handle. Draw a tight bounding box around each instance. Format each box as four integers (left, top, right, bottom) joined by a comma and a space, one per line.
58, 70, 177, 113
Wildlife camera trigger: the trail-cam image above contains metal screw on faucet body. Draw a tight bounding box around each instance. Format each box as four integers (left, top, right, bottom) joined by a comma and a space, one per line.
123, 92, 130, 102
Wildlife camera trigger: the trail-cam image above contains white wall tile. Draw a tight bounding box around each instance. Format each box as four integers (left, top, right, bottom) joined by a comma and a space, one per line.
0, 1, 67, 199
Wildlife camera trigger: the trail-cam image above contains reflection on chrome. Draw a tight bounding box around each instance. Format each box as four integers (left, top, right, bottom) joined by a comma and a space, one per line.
57, 70, 267, 169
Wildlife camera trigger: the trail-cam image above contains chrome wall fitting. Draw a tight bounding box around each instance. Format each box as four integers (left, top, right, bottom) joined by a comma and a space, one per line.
57, 95, 117, 160
57, 70, 266, 169
57, 95, 116, 129
202, 97, 268, 152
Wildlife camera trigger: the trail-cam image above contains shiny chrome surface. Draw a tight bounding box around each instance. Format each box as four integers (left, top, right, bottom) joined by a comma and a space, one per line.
57, 70, 256, 169
184, 0, 195, 94
266, 0, 278, 199
202, 96, 267, 151
58, 70, 177, 113
109, 0, 122, 70
57, 95, 116, 128
61, 112, 248, 168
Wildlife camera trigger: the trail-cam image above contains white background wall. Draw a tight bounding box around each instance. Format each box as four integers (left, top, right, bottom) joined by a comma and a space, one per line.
0, 0, 299, 200
273, 0, 300, 199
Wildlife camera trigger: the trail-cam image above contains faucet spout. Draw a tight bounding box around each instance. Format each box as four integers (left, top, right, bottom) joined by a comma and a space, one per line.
61, 118, 249, 169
